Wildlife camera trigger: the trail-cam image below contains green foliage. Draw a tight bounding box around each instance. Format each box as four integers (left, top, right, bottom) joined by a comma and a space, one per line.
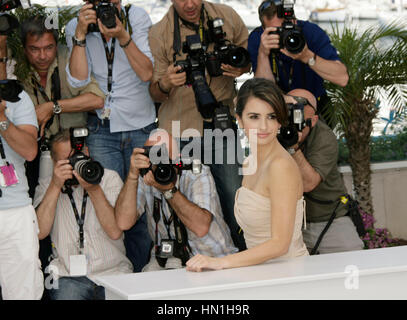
325, 21, 407, 135
7, 4, 78, 80
338, 127, 407, 165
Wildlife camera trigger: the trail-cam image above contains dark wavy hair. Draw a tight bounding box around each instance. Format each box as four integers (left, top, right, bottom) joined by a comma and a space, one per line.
20, 15, 59, 48
236, 77, 289, 126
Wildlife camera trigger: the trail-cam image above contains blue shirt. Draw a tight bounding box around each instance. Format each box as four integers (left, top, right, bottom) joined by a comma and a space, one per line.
248, 20, 340, 99
0, 91, 38, 210
65, 5, 156, 133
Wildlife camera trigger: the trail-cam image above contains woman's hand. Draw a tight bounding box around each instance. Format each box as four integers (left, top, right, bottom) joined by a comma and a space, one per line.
186, 254, 225, 272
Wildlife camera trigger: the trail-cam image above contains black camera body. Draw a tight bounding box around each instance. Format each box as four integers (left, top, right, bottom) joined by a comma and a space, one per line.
87, 0, 118, 33
175, 34, 218, 120
174, 19, 247, 124
277, 102, 307, 149
139, 145, 202, 186
268, 1, 305, 54
0, 13, 19, 35
65, 128, 104, 188
175, 34, 206, 85
0, 79, 23, 102
0, 0, 30, 12
205, 18, 250, 77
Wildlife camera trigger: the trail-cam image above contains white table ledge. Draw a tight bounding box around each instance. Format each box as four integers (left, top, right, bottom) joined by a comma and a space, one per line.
95, 246, 407, 300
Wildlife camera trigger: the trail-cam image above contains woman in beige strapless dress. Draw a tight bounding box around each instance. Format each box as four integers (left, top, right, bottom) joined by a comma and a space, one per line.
186, 78, 308, 272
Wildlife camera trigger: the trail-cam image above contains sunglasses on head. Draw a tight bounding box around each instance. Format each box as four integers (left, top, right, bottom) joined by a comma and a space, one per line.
258, 0, 283, 15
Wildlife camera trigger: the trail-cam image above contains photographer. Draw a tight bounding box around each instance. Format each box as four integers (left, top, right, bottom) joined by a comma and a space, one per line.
284, 88, 364, 254
66, 0, 157, 272
249, 0, 349, 121
0, 82, 43, 300
9, 15, 106, 198
148, 0, 251, 252
115, 130, 237, 271
33, 129, 132, 300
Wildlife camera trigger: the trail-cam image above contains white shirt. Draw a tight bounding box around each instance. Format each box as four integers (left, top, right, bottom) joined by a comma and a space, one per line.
33, 169, 133, 281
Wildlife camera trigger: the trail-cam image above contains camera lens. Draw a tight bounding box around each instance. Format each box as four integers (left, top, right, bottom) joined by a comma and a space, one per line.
277, 125, 299, 149
75, 159, 104, 184
100, 11, 116, 28
154, 164, 177, 185
282, 31, 305, 54
191, 70, 218, 119
226, 47, 250, 68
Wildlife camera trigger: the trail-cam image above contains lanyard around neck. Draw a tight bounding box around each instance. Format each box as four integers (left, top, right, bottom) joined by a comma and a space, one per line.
101, 35, 116, 94
66, 189, 89, 252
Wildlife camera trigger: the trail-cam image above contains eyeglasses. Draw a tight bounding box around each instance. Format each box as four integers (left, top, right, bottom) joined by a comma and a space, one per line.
258, 0, 282, 15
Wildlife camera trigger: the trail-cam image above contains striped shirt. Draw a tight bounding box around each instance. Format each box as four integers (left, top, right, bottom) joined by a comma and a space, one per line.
137, 165, 238, 269
33, 169, 133, 281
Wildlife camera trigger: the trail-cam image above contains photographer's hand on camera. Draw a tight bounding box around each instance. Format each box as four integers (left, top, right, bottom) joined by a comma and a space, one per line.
97, 15, 128, 44
51, 159, 73, 190
73, 169, 100, 193
260, 27, 279, 56
220, 63, 247, 78
164, 64, 186, 89
128, 147, 150, 180
76, 3, 97, 40
143, 170, 175, 193
280, 41, 312, 64
35, 101, 54, 137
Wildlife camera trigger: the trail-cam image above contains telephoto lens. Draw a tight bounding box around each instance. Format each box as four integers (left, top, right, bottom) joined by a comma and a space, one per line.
225, 46, 250, 68
281, 28, 305, 54
277, 125, 299, 149
74, 159, 104, 185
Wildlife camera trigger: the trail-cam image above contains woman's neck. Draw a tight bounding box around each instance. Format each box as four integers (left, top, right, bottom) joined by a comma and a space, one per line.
253, 139, 279, 164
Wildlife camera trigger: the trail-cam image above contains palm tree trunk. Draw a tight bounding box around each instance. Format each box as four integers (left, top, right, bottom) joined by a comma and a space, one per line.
344, 100, 378, 215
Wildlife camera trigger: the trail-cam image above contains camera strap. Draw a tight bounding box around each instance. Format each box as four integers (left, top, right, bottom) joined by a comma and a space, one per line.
271, 51, 295, 92
0, 137, 9, 165
121, 4, 133, 36
31, 65, 62, 134
153, 193, 192, 267
66, 188, 89, 254
101, 35, 116, 94
153, 196, 174, 240
172, 4, 207, 63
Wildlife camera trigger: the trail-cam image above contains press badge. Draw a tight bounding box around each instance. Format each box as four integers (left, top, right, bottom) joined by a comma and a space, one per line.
0, 163, 19, 187
157, 239, 174, 258
101, 107, 111, 119
69, 254, 87, 277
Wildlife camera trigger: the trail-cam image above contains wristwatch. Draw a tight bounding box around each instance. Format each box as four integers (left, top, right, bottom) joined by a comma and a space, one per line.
72, 35, 86, 47
163, 186, 178, 200
0, 118, 10, 131
308, 53, 316, 66
52, 100, 62, 115
287, 147, 298, 155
